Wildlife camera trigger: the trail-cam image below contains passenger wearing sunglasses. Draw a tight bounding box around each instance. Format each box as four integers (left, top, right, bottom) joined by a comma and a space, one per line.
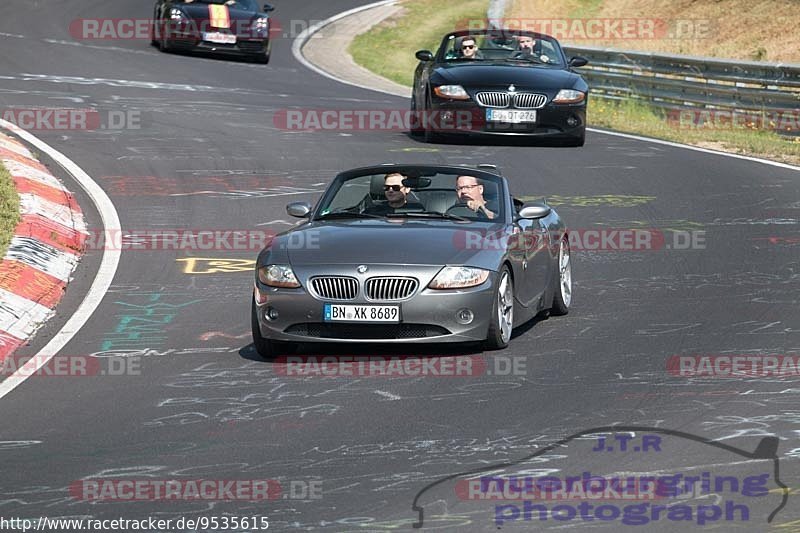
365, 173, 424, 215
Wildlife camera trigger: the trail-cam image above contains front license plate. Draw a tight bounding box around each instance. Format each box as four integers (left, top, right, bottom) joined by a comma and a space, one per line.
487, 109, 537, 123
203, 32, 236, 44
324, 304, 400, 323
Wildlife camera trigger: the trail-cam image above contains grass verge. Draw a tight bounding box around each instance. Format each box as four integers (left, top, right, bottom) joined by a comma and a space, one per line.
350, 0, 800, 166
349, 0, 489, 87
590, 100, 800, 166
0, 161, 20, 258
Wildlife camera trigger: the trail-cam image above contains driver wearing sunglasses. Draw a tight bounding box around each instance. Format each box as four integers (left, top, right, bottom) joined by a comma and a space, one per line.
457, 37, 483, 60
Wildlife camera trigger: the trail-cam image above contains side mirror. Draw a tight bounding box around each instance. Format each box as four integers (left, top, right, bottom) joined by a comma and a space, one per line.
286, 201, 311, 218
569, 56, 588, 68
263, 3, 275, 12
415, 50, 434, 62
518, 203, 551, 219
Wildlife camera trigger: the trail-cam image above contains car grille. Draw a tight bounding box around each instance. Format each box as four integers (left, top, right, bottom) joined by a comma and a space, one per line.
365, 277, 418, 301
285, 323, 451, 339
309, 276, 358, 300
476, 92, 548, 109
238, 41, 265, 53
476, 92, 511, 108
513, 93, 548, 109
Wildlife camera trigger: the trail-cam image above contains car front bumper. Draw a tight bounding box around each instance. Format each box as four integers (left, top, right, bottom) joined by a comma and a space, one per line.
428, 100, 586, 137
166, 29, 270, 57
253, 269, 499, 344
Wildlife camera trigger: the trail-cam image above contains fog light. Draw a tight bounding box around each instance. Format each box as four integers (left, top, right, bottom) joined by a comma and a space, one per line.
567, 116, 579, 127
265, 307, 279, 321
456, 308, 474, 325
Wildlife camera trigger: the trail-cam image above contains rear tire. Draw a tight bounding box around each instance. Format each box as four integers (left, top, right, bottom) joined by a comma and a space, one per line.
251, 297, 276, 359
550, 236, 572, 315
484, 267, 514, 350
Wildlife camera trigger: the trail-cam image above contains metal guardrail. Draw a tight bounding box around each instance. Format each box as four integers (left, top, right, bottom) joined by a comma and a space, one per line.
562, 46, 800, 128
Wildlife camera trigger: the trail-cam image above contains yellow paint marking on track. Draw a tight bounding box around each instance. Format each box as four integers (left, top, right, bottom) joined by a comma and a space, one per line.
176, 258, 255, 274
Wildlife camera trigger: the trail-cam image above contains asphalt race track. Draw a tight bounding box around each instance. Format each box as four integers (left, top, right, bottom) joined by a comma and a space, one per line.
0, 1, 799, 531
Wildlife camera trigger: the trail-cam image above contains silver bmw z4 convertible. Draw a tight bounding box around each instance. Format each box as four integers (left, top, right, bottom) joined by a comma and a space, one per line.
251, 164, 572, 358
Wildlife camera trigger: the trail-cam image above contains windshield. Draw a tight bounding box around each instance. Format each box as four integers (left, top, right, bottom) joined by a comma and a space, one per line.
438, 31, 564, 66
315, 170, 505, 222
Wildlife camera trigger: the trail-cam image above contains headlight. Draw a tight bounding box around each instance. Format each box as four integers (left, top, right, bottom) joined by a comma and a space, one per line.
169, 8, 189, 22
258, 265, 301, 288
434, 85, 470, 100
429, 266, 490, 289
553, 89, 586, 104
253, 17, 269, 31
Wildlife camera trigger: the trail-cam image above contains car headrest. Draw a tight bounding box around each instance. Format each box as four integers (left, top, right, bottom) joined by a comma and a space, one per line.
370, 175, 385, 199
481, 181, 498, 200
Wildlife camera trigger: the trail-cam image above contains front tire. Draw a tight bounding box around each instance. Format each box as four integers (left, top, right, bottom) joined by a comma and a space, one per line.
485, 267, 514, 350
422, 92, 438, 143
409, 96, 423, 136
563, 127, 585, 147
551, 236, 572, 315
251, 297, 276, 359
158, 21, 172, 53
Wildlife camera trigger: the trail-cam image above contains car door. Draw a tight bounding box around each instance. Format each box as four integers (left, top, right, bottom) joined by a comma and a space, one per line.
514, 214, 551, 307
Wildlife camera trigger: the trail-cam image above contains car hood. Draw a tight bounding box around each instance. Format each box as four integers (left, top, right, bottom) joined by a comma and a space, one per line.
180, 3, 262, 23
433, 63, 580, 90
279, 220, 507, 270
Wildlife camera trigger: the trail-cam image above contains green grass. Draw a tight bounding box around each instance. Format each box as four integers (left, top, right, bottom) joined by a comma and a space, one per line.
350, 0, 800, 166
567, 0, 604, 18
589, 99, 800, 166
349, 0, 490, 87
0, 161, 20, 258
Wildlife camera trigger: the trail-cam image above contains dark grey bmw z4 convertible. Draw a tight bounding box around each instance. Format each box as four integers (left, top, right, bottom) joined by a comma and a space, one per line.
251, 164, 572, 358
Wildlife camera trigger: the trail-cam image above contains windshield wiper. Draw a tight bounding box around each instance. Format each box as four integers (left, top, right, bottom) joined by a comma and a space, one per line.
387, 211, 471, 222
503, 55, 546, 64
317, 210, 384, 220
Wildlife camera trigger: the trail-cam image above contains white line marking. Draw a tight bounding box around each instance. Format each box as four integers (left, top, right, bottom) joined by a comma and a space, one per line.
373, 390, 402, 400
0, 120, 121, 400
293, 2, 800, 174
292, 0, 399, 94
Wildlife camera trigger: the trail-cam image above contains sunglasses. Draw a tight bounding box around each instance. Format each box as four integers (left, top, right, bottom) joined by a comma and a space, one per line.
461, 44, 476, 50
384, 184, 403, 192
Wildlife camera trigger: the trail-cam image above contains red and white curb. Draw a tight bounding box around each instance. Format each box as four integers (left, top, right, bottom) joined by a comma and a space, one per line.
0, 132, 88, 360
